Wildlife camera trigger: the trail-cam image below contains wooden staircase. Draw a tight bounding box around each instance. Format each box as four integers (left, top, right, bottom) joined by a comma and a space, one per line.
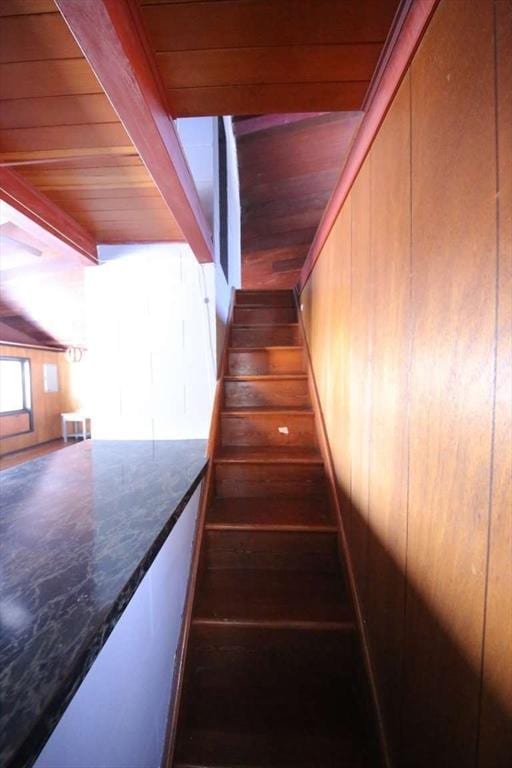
172, 289, 381, 768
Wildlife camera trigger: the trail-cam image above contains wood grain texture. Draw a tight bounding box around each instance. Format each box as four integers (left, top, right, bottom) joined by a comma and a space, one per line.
0, 344, 77, 456
366, 72, 411, 762
0, 167, 98, 262
141, 0, 400, 117
0, 6, 182, 244
155, 44, 381, 88
142, 0, 397, 50
346, 159, 372, 622
478, 1, 512, 765
300, 0, 439, 290
405, 2, 496, 763
238, 113, 362, 288
54, 0, 211, 260
300, 1, 510, 764
172, 288, 381, 764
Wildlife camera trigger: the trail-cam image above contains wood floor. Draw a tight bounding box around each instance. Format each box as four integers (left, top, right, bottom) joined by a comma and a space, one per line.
173, 289, 380, 767
0, 438, 71, 470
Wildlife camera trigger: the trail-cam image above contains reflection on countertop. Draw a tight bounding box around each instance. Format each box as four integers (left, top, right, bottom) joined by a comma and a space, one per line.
0, 439, 207, 768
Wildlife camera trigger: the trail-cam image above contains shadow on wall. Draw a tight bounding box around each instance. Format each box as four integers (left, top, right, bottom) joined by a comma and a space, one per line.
334, 482, 511, 768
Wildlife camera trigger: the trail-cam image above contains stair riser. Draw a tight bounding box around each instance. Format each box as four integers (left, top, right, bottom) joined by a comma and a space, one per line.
231, 325, 300, 348
203, 530, 339, 571
228, 348, 305, 375
236, 290, 295, 307
206, 496, 334, 529
215, 463, 326, 498
221, 412, 317, 448
224, 378, 310, 408
187, 625, 357, 689
233, 306, 297, 325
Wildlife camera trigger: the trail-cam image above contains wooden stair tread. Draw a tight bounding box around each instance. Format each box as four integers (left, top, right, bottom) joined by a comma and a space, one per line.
228, 345, 303, 352
222, 405, 313, 414
224, 373, 307, 381
176, 663, 375, 766
206, 496, 335, 530
232, 323, 299, 331
215, 446, 322, 463
194, 568, 352, 626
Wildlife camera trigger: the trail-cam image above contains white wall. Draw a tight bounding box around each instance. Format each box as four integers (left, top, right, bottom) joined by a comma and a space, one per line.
34, 483, 202, 768
213, 116, 242, 360
175, 116, 241, 364
85, 243, 216, 440
174, 117, 215, 230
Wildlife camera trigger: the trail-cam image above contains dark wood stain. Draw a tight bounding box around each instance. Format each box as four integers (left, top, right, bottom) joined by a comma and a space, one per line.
169, 289, 382, 766
236, 112, 362, 288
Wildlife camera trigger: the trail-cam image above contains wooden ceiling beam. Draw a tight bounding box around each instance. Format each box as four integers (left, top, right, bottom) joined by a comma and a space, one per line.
0, 167, 98, 264
54, 0, 213, 263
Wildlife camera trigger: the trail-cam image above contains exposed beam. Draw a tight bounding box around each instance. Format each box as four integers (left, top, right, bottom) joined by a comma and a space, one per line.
0, 167, 98, 264
54, 0, 213, 264
300, 0, 440, 289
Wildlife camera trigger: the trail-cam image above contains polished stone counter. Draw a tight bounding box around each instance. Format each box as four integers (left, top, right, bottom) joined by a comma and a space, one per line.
0, 439, 207, 768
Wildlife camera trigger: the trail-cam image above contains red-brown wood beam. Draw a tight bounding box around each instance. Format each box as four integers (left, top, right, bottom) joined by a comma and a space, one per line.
299, 0, 440, 290
54, 0, 213, 264
0, 167, 98, 264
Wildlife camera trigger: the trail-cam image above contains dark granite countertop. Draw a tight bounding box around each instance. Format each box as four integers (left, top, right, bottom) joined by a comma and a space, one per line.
0, 439, 207, 768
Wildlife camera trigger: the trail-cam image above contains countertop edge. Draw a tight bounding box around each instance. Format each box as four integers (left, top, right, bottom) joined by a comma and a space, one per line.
15, 459, 208, 768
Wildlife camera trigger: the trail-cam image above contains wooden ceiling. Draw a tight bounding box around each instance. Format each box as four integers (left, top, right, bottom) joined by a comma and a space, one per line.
136, 0, 401, 286
236, 112, 362, 288
0, 0, 184, 244
0, 295, 63, 349
0, 0, 401, 289
139, 0, 400, 116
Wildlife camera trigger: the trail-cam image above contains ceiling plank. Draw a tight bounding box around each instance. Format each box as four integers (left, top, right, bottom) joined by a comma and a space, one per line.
234, 113, 330, 137
54, 0, 213, 263
0, 167, 98, 264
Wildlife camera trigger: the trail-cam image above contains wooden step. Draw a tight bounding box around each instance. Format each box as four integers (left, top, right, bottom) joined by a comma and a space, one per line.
175, 628, 376, 767
206, 496, 335, 530
235, 289, 295, 306
215, 455, 325, 498
228, 347, 305, 375
231, 324, 300, 348
193, 568, 353, 627
220, 409, 317, 449
233, 305, 297, 325
223, 374, 310, 408
203, 529, 339, 571
175, 727, 377, 768
185, 623, 358, 696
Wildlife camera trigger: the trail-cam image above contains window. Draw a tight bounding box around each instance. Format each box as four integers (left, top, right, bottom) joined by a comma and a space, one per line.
0, 357, 31, 414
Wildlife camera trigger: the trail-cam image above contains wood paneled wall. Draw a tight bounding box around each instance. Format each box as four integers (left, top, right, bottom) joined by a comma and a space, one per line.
0, 344, 76, 456
300, 1, 511, 766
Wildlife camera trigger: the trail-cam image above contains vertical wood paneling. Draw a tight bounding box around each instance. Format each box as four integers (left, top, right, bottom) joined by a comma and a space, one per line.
301, 1, 509, 764
366, 72, 411, 760
347, 159, 372, 609
405, 1, 496, 763
478, 1, 512, 765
